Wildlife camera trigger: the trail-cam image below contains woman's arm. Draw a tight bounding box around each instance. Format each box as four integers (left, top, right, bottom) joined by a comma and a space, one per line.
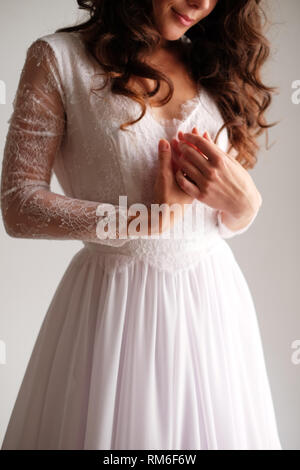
216, 145, 262, 239
216, 207, 259, 239
0, 39, 146, 246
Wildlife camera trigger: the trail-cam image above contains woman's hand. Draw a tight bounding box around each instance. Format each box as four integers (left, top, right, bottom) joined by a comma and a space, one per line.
150, 139, 195, 235
170, 127, 262, 224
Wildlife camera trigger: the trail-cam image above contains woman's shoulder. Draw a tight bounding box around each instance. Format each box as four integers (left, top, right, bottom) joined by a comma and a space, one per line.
36, 30, 81, 44
31, 30, 83, 55
27, 31, 90, 78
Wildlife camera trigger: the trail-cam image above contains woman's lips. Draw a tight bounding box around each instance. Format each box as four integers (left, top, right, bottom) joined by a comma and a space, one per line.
171, 8, 194, 26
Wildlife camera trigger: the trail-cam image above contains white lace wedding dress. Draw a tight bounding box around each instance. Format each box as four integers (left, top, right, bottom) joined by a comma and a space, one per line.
0, 31, 282, 450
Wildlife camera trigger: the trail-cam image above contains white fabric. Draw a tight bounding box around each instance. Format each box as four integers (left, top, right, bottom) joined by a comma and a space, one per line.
0, 32, 282, 449
216, 209, 259, 239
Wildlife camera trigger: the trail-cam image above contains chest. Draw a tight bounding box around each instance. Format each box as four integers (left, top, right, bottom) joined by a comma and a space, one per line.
127, 54, 199, 123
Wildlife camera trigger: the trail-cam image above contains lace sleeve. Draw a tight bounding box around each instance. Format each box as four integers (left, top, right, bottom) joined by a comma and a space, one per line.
216, 209, 258, 239
0, 39, 136, 247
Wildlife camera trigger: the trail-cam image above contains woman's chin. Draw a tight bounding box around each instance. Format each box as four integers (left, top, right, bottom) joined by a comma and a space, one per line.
158, 25, 186, 42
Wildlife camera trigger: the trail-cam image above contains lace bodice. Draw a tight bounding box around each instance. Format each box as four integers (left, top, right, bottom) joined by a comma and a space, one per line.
0, 31, 257, 271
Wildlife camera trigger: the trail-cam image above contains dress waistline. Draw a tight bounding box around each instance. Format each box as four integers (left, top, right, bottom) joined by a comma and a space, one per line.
82, 231, 225, 272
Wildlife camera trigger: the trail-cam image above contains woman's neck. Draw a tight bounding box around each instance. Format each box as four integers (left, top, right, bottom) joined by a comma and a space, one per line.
140, 37, 185, 67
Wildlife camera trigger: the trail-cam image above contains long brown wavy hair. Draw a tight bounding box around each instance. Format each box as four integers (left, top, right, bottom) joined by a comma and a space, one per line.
56, 0, 278, 169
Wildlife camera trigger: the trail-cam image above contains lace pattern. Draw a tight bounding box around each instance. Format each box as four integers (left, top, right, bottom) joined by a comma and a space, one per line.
0, 39, 133, 246
0, 32, 258, 271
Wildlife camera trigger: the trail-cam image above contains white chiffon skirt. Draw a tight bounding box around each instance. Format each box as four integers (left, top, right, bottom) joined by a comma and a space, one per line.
1, 236, 282, 450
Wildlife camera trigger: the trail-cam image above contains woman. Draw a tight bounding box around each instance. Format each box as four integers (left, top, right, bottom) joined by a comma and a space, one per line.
1, 0, 282, 449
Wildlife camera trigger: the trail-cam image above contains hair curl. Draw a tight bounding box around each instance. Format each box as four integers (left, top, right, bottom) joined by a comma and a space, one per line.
56, 0, 278, 169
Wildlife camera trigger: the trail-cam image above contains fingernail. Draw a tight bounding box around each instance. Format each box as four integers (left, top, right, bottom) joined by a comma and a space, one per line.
159, 140, 169, 151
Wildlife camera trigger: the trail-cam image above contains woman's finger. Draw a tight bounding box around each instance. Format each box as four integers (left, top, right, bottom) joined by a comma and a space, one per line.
199, 129, 238, 164
181, 132, 223, 165
177, 141, 212, 179
171, 138, 181, 155
173, 151, 208, 190
175, 169, 203, 200
179, 130, 209, 161
193, 127, 214, 146
203, 130, 214, 143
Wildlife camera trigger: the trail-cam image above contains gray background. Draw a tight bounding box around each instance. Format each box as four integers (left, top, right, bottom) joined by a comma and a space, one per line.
0, 0, 299, 449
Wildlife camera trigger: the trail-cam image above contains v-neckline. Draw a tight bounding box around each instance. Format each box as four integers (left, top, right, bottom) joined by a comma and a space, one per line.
112, 34, 203, 130
144, 34, 201, 128
145, 83, 202, 129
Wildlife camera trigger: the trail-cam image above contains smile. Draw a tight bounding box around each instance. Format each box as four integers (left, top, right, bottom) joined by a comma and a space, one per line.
171, 8, 194, 26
